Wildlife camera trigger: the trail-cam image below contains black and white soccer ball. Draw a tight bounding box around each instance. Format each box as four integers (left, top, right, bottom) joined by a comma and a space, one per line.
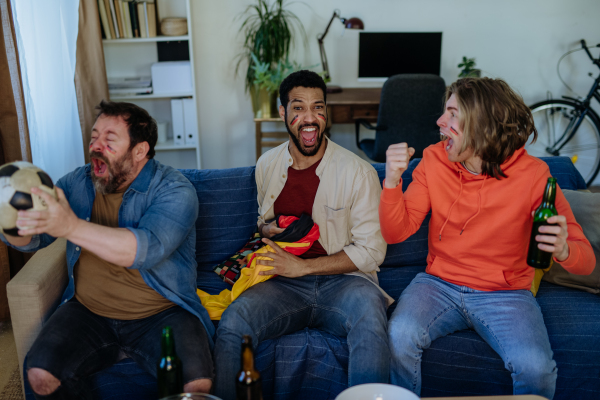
0, 161, 57, 236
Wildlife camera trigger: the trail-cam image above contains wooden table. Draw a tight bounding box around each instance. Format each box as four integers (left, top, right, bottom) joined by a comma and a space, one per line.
254, 87, 382, 160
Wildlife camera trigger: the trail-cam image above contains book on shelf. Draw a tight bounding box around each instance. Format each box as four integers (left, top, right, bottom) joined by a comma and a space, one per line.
121, 1, 133, 38
107, 0, 120, 38
113, 0, 124, 39
103, 0, 116, 39
98, 0, 112, 40
147, 2, 157, 38
137, 2, 147, 38
128, 1, 139, 37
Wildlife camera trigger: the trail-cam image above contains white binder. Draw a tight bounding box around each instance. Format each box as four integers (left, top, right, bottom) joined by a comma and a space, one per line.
182, 98, 198, 146
170, 99, 185, 146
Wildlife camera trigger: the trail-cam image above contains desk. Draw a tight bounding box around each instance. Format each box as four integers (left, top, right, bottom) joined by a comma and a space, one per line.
254, 87, 381, 160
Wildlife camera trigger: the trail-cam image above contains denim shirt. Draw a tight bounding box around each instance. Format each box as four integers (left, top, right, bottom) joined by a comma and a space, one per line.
1, 159, 215, 346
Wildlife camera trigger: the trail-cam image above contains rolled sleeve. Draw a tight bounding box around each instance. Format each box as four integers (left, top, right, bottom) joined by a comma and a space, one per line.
128, 181, 198, 270
343, 170, 386, 273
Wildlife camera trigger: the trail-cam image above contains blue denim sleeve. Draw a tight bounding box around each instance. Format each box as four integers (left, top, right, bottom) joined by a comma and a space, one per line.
126, 179, 199, 270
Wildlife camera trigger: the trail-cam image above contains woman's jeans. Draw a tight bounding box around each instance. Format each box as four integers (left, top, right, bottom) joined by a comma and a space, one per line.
388, 273, 557, 399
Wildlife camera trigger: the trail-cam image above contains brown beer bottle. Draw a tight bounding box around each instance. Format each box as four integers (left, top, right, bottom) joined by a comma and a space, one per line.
527, 177, 558, 268
236, 335, 263, 400
157, 326, 183, 398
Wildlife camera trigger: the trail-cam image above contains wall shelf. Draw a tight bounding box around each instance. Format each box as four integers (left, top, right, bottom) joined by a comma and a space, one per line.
101, 0, 201, 169
109, 92, 193, 101
103, 35, 189, 44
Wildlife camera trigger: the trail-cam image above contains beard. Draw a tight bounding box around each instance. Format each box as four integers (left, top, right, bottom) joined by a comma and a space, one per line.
284, 110, 325, 157
90, 150, 133, 195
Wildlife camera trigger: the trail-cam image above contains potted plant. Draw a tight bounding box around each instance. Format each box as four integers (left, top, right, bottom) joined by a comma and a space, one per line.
236, 0, 306, 117
458, 56, 481, 78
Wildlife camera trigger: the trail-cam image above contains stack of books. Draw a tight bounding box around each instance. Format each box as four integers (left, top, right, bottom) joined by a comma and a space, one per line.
108, 76, 152, 97
98, 0, 158, 39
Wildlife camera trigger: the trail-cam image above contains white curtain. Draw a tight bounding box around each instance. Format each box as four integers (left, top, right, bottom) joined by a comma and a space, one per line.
10, 0, 84, 183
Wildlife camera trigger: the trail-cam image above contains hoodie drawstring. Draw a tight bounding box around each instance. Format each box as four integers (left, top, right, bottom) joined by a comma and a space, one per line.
439, 171, 464, 241
460, 176, 487, 235
438, 171, 488, 240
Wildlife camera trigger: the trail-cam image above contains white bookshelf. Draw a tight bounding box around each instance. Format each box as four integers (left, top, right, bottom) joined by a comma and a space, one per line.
101, 0, 201, 169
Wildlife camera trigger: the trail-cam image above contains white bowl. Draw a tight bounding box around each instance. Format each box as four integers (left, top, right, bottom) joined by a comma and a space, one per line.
335, 383, 420, 400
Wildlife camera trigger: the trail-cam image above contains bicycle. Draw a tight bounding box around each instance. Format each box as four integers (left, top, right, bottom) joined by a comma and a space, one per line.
526, 39, 600, 187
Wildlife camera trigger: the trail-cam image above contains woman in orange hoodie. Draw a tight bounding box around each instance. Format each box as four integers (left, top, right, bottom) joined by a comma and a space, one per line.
380, 78, 595, 399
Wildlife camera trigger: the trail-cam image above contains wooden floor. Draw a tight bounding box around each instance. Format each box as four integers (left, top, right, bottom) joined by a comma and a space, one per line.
0, 321, 18, 392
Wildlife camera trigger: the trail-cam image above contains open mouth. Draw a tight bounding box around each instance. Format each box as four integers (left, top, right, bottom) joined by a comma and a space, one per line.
440, 132, 454, 152
300, 126, 318, 147
92, 158, 109, 177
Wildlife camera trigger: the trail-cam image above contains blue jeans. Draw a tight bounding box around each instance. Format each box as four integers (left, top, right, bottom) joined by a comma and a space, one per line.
388, 273, 557, 399
27, 299, 213, 400
213, 274, 390, 400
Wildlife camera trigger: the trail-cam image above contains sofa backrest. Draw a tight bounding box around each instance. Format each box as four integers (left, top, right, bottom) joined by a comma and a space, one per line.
181, 156, 586, 273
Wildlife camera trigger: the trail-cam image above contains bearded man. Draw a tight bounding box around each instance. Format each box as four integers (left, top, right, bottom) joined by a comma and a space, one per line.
1, 101, 214, 399
213, 70, 392, 400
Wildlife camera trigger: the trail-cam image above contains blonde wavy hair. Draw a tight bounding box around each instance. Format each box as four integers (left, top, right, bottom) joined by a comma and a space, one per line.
447, 77, 537, 179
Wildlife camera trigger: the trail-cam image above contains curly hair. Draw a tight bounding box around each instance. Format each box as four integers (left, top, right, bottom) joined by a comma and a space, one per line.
279, 70, 327, 108
447, 78, 537, 179
95, 100, 158, 159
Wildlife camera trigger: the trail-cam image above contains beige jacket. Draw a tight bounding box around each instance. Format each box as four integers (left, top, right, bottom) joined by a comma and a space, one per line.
256, 138, 393, 305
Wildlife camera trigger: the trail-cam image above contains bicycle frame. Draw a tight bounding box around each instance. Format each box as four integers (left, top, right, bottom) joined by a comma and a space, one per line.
546, 41, 600, 155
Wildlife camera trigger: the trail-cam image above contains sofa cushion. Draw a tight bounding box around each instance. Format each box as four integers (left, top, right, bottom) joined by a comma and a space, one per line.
180, 167, 258, 292
543, 189, 600, 293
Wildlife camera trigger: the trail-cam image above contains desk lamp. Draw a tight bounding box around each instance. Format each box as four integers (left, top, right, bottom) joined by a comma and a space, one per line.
318, 10, 364, 93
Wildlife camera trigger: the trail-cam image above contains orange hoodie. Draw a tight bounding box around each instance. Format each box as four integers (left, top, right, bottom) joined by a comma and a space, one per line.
379, 141, 595, 291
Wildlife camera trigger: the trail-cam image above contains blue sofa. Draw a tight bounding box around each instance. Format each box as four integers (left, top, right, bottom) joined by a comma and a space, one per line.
23, 157, 600, 400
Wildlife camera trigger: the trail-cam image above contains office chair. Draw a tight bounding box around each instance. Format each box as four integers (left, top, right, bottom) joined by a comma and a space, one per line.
355, 74, 446, 162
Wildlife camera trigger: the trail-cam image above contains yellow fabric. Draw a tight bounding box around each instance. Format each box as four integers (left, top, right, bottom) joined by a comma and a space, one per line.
197, 241, 310, 320
530, 260, 552, 297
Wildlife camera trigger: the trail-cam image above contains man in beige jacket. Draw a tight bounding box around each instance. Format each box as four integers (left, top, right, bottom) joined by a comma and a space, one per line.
214, 70, 391, 400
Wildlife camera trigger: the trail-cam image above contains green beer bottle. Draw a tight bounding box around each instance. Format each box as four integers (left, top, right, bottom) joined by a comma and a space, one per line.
157, 326, 183, 398
236, 335, 263, 400
527, 177, 558, 268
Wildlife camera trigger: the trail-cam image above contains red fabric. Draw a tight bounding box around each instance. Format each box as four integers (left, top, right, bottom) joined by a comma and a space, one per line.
272, 215, 320, 256
274, 160, 328, 259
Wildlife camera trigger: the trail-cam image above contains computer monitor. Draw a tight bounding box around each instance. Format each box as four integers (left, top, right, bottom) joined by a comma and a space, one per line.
358, 32, 442, 81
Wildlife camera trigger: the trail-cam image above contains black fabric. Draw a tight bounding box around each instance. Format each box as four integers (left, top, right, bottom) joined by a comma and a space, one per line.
359, 74, 446, 162
271, 213, 314, 243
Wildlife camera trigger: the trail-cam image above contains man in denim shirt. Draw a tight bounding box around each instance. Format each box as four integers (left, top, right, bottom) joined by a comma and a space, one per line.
2, 101, 213, 399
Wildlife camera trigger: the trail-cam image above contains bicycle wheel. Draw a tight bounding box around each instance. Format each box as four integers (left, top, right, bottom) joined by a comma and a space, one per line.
527, 99, 600, 186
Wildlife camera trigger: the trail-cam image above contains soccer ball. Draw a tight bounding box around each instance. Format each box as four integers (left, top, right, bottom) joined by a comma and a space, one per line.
0, 161, 57, 236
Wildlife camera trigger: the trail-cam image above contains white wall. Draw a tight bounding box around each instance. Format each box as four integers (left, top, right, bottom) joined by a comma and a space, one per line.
190, 0, 600, 170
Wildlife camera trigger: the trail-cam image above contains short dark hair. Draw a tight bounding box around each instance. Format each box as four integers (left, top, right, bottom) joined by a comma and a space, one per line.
95, 100, 158, 159
279, 70, 327, 108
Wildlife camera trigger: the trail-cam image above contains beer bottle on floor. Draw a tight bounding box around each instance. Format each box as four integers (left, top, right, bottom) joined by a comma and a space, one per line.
157, 326, 183, 398
527, 177, 558, 268
236, 335, 263, 400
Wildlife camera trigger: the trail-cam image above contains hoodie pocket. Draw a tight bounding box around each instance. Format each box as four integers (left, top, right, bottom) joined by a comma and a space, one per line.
324, 205, 350, 247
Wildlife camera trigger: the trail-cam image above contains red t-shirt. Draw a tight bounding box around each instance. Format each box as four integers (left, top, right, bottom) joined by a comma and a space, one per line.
274, 159, 328, 259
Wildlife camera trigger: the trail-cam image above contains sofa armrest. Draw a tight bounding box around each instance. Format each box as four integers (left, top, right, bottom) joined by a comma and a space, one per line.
7, 238, 67, 388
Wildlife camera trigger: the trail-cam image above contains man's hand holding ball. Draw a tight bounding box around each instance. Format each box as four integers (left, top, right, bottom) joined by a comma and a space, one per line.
385, 143, 415, 189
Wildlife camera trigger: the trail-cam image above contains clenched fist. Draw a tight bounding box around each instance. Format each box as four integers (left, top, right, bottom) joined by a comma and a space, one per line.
385, 143, 415, 189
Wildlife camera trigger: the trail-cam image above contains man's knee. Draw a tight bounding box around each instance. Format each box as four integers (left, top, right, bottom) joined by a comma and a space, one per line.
388, 312, 426, 348
184, 378, 212, 394
28, 368, 61, 396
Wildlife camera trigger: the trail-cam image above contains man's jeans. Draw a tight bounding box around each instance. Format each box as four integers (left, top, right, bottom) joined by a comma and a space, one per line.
27, 300, 213, 400
213, 274, 390, 400
388, 273, 557, 399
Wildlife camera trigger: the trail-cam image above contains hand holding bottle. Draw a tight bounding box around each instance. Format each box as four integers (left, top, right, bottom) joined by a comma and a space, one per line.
534, 215, 570, 262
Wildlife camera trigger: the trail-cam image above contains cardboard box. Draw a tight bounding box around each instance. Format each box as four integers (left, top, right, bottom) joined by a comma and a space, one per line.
151, 61, 192, 94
